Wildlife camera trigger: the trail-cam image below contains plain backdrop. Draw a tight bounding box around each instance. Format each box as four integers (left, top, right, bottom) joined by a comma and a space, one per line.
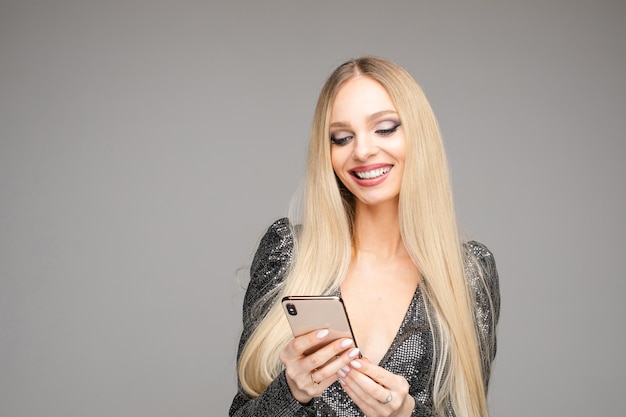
1, 1, 625, 416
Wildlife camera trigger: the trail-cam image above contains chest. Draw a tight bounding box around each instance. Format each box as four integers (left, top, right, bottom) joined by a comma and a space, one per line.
340, 260, 420, 365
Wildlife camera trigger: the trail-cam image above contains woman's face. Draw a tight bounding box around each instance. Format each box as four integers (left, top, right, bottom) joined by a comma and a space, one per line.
329, 76, 406, 208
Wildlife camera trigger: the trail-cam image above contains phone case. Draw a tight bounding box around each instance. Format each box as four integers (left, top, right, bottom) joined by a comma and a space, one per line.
281, 295, 358, 354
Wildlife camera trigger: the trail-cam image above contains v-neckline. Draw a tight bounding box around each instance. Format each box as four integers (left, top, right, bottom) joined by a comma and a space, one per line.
337, 285, 421, 366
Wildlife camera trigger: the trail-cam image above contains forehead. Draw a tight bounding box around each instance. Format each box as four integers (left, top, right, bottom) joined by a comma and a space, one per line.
330, 76, 396, 121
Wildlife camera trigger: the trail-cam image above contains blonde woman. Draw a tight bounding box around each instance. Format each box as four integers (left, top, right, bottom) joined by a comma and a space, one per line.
230, 56, 500, 417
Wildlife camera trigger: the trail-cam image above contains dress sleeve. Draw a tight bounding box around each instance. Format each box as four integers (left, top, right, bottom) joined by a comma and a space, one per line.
229, 218, 315, 417
464, 241, 501, 389
410, 401, 440, 417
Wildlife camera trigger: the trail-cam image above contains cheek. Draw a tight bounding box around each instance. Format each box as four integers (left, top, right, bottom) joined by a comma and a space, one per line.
393, 135, 408, 164
330, 147, 347, 175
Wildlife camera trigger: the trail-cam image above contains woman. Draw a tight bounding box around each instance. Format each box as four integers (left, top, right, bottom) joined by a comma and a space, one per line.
230, 56, 500, 417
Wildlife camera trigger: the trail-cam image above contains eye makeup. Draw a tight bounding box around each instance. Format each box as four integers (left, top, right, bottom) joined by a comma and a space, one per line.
330, 121, 401, 145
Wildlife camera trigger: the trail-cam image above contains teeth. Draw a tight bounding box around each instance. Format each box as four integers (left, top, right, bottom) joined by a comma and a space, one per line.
354, 166, 391, 179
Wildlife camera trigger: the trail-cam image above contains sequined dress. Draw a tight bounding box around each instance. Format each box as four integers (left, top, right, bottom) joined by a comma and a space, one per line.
229, 218, 500, 417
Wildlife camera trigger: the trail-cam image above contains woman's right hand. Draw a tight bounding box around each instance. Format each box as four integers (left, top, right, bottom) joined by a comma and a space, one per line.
279, 329, 361, 404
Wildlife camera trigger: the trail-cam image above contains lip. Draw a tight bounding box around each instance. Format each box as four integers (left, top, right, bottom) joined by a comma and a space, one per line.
350, 163, 393, 187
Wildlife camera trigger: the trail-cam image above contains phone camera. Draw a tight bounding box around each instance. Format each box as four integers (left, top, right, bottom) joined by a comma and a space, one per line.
286, 303, 298, 316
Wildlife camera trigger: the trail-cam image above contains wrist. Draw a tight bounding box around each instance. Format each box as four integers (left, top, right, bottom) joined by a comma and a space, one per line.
285, 374, 313, 405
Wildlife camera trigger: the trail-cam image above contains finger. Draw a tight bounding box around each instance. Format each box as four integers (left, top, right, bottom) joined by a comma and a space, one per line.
307, 337, 353, 368
348, 358, 390, 387
288, 328, 331, 357
338, 357, 414, 414
284, 336, 356, 386
350, 359, 409, 404
338, 378, 387, 417
309, 340, 360, 382
306, 347, 359, 396
280, 331, 332, 398
341, 366, 392, 405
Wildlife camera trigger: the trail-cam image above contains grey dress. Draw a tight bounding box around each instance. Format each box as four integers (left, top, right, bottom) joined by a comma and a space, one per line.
229, 218, 500, 417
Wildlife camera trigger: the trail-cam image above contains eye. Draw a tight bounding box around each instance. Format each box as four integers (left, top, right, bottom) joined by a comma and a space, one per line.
376, 122, 401, 136
330, 134, 353, 146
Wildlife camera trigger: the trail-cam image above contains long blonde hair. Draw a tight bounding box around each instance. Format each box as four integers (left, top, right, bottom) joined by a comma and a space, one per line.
238, 57, 492, 417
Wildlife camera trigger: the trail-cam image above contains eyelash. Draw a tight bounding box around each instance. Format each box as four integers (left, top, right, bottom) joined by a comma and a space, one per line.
330, 123, 401, 146
376, 123, 401, 136
330, 135, 353, 146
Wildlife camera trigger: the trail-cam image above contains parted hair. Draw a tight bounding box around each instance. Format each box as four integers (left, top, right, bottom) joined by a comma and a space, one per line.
237, 56, 494, 417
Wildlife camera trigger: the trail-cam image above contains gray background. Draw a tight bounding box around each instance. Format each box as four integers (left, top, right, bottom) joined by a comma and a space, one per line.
1, 1, 624, 416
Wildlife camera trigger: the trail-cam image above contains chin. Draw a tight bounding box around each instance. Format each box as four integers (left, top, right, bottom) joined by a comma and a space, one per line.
354, 194, 400, 208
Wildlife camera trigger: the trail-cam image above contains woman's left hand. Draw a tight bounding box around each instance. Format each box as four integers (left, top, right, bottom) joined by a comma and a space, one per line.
337, 357, 414, 417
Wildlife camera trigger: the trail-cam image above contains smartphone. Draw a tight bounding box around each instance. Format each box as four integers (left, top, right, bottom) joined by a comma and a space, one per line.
281, 295, 358, 355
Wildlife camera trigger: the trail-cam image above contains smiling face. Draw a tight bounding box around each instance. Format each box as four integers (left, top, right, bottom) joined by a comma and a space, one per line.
329, 76, 406, 209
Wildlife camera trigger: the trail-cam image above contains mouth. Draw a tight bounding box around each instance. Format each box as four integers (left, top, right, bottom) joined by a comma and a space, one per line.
351, 166, 392, 180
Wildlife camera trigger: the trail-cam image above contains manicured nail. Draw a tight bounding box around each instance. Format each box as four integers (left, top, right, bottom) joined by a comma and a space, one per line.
338, 378, 346, 385
338, 369, 346, 378
340, 339, 354, 348
342, 365, 351, 373
348, 348, 360, 358
316, 329, 329, 339
350, 360, 362, 369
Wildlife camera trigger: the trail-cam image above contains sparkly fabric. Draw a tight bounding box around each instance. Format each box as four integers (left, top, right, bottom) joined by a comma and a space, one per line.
229, 218, 500, 417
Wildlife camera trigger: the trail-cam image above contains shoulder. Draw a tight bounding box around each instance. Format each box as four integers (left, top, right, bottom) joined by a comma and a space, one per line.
463, 241, 498, 281
462, 240, 500, 317
250, 218, 295, 278
263, 217, 293, 240
243, 218, 296, 318
463, 240, 495, 263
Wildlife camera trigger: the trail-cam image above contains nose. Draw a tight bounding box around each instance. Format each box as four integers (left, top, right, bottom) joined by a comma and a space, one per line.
352, 134, 378, 161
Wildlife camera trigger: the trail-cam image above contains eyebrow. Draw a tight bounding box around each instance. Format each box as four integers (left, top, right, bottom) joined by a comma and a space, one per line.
330, 110, 398, 128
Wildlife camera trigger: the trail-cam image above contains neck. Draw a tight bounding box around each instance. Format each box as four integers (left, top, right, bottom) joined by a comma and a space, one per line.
353, 199, 405, 259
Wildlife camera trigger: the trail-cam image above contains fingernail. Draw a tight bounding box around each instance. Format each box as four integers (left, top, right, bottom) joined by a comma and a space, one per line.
338, 369, 346, 378
316, 329, 329, 339
350, 360, 362, 369
348, 348, 360, 358
342, 365, 351, 373
338, 378, 346, 385
340, 339, 354, 348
